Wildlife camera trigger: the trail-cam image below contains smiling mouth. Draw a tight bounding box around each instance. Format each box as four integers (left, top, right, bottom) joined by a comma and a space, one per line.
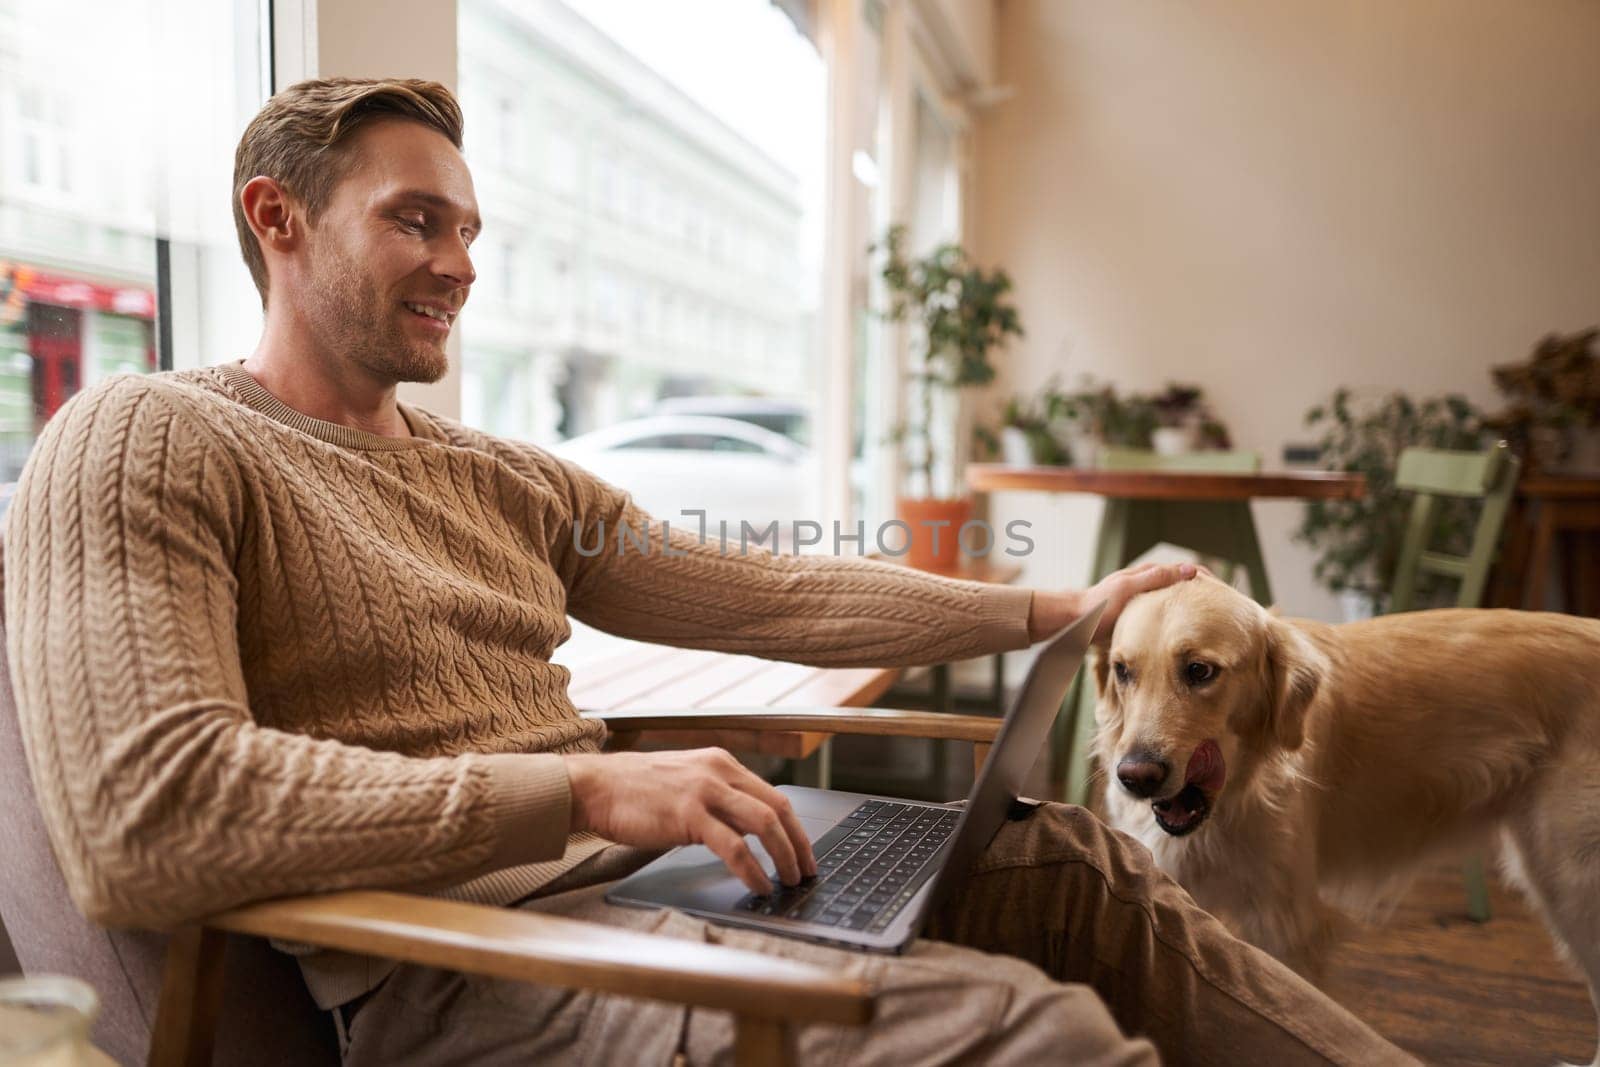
1151, 739, 1225, 837
403, 301, 456, 327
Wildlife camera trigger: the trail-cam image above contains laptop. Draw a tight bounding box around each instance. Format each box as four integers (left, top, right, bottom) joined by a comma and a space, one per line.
606, 602, 1105, 953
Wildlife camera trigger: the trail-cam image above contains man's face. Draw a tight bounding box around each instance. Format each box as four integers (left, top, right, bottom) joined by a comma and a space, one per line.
295, 117, 480, 385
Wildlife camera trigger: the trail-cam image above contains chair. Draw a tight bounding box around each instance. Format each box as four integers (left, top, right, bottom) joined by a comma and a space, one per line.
1057, 448, 1262, 806
1097, 446, 1262, 474
1096, 447, 1263, 585
1, 624, 1006, 1065
1383, 441, 1521, 923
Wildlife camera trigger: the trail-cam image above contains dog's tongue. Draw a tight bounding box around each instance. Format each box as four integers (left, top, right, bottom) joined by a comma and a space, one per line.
1183, 740, 1226, 793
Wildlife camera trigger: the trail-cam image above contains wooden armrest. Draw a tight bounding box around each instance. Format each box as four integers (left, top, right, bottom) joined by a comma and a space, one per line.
582, 705, 1001, 744
204, 890, 872, 1026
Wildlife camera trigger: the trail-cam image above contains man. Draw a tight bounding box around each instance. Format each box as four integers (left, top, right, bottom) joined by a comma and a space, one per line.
4, 78, 1410, 1065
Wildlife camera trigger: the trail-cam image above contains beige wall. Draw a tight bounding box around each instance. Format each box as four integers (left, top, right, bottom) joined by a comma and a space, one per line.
972, 0, 1600, 619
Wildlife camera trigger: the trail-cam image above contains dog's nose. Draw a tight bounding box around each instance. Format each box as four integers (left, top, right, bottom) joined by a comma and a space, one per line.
1117, 757, 1170, 798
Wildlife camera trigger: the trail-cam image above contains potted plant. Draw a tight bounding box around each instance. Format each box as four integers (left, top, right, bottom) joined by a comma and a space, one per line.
992, 392, 1069, 466
1099, 389, 1157, 451
1149, 383, 1204, 455
1293, 388, 1485, 618
1196, 413, 1234, 451
1038, 378, 1119, 468
876, 225, 1024, 568
972, 400, 1034, 467
1486, 328, 1600, 474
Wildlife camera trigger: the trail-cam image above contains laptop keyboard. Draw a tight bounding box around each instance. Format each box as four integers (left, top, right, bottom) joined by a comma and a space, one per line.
735, 800, 961, 933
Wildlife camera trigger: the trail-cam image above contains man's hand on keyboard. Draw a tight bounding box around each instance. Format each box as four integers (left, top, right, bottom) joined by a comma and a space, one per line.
565, 748, 817, 894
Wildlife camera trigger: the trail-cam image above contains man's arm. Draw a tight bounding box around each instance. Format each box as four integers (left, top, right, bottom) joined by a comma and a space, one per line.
544, 455, 1035, 667
5, 380, 564, 929
545, 450, 1194, 665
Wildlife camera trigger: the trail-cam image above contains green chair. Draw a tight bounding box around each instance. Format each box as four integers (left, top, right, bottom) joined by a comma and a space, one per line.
1383, 440, 1521, 922
1097, 446, 1262, 475
1057, 448, 1263, 805
1097, 447, 1262, 586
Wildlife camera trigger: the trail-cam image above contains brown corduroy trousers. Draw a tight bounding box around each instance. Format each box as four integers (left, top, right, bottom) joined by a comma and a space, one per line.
339, 804, 1414, 1066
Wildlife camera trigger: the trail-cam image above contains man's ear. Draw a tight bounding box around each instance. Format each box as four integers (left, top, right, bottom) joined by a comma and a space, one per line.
1260, 620, 1326, 751
240, 175, 302, 255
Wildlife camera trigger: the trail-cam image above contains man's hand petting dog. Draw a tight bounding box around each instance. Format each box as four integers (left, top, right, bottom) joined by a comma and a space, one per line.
565, 748, 817, 895
1028, 561, 1203, 645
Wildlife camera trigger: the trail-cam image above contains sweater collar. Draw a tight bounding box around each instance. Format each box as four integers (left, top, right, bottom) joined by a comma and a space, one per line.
216, 361, 439, 451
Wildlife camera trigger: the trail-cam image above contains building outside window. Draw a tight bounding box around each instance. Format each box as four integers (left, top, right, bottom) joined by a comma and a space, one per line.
457, 0, 824, 538
0, 0, 265, 496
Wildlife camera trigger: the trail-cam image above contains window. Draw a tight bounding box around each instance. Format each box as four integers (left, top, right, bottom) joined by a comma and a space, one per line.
547, 123, 579, 195
615, 433, 763, 453
707, 435, 764, 454
595, 149, 619, 216
0, 0, 266, 494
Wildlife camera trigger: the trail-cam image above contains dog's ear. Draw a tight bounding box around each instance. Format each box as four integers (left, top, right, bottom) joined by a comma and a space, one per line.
1260, 619, 1326, 751
1089, 649, 1121, 731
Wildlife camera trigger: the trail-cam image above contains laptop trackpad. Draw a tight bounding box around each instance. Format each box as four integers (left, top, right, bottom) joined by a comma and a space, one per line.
610, 815, 846, 912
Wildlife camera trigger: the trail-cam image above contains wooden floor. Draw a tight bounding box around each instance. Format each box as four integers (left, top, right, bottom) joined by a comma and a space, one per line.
1323, 867, 1595, 1066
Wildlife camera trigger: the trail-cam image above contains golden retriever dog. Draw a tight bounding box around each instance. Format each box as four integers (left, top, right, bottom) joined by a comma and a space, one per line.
1092, 574, 1600, 1062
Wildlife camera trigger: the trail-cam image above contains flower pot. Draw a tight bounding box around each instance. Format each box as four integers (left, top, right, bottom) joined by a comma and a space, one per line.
894, 496, 973, 571
1151, 425, 1195, 457
1065, 432, 1099, 469
1000, 427, 1034, 467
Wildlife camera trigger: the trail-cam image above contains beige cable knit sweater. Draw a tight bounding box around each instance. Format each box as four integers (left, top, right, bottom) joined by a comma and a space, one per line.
4, 362, 1033, 954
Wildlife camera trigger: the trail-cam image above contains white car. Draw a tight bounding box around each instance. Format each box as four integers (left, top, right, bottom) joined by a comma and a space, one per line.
552, 414, 817, 550
651, 396, 810, 447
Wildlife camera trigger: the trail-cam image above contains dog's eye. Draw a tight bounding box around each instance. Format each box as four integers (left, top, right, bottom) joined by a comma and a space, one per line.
1184, 661, 1217, 686
1113, 661, 1130, 685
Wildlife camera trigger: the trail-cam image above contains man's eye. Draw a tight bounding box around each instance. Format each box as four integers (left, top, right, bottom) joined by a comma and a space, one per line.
1184, 662, 1217, 686
1113, 662, 1130, 684
397, 216, 426, 233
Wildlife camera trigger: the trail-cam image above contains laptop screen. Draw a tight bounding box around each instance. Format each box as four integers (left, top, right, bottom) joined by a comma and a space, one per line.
920, 601, 1105, 920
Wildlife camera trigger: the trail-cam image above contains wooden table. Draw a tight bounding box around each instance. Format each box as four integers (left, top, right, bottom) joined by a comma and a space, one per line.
967, 465, 1366, 606
1488, 474, 1600, 616
555, 627, 899, 788
967, 463, 1366, 802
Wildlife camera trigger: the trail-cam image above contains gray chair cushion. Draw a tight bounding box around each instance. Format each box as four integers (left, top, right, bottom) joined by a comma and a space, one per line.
0, 570, 336, 1064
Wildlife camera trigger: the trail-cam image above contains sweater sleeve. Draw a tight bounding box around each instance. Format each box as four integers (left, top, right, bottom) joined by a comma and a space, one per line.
542, 451, 1034, 668
3, 379, 564, 930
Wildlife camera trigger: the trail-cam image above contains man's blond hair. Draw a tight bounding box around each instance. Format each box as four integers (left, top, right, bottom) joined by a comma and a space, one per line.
231, 77, 464, 305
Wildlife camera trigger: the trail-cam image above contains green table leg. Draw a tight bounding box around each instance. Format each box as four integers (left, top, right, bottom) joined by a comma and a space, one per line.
1061, 673, 1101, 806
1228, 501, 1273, 605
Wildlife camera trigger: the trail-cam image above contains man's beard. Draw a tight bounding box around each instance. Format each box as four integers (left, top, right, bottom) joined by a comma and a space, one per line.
303, 237, 449, 385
